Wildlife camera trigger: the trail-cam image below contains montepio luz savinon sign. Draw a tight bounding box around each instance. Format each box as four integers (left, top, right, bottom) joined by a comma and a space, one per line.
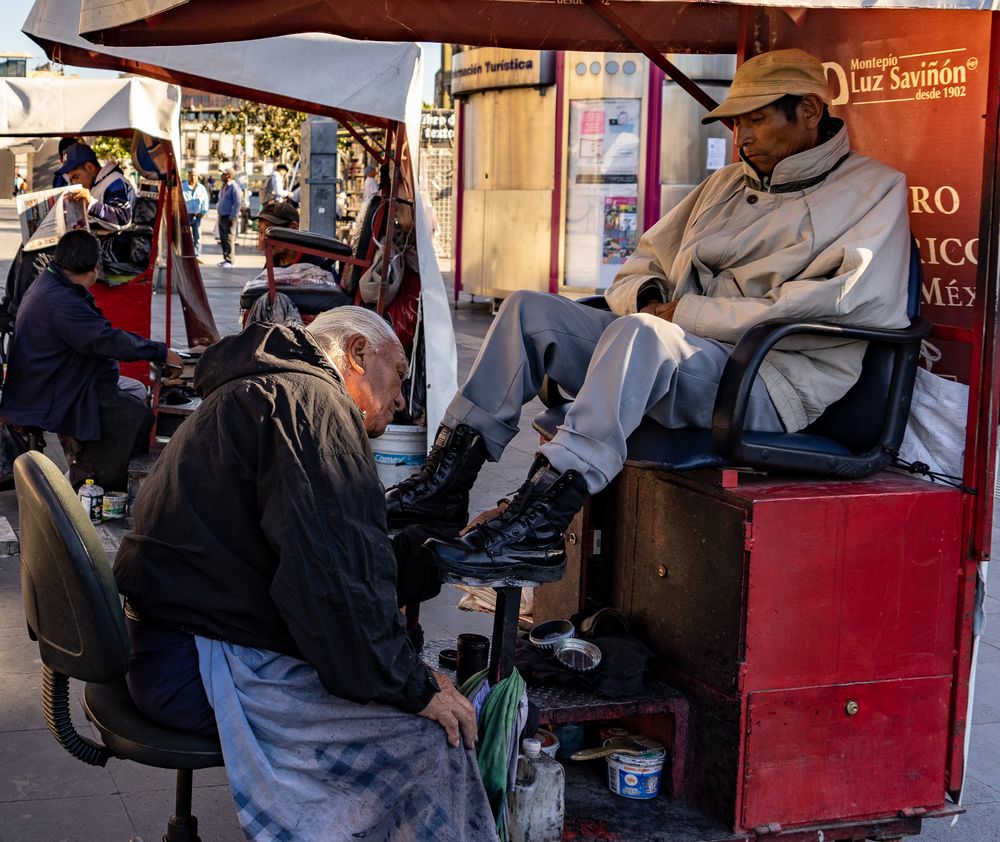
776, 8, 992, 382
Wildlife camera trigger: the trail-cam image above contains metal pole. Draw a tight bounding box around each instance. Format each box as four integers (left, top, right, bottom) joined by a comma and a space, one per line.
644, 63, 665, 230
164, 180, 173, 349
548, 51, 566, 295
453, 99, 465, 303
376, 122, 406, 316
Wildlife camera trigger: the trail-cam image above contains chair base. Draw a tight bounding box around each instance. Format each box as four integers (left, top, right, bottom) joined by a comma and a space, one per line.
164, 768, 201, 841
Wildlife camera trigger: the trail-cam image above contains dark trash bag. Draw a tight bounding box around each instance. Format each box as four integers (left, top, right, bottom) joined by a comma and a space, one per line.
2, 246, 55, 321
132, 194, 158, 226
102, 226, 154, 276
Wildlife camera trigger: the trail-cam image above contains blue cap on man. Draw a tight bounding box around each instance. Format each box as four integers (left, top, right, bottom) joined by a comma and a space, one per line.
55, 143, 99, 175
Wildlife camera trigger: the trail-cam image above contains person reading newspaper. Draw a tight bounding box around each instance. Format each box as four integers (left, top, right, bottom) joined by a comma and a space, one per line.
2, 142, 138, 322
57, 142, 135, 229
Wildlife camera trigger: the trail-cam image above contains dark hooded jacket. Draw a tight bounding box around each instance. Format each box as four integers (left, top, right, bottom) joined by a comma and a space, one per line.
113, 323, 436, 713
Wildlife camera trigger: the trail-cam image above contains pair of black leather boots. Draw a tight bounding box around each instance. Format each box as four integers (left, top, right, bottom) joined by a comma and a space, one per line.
385, 424, 587, 583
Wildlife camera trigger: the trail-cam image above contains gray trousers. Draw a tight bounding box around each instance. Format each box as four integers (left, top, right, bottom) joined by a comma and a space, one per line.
444, 290, 782, 493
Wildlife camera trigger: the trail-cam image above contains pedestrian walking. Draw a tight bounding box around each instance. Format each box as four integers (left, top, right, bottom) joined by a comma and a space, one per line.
216, 167, 242, 268
182, 171, 209, 261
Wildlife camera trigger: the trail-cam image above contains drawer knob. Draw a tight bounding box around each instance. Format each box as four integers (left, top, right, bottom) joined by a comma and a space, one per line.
656, 564, 669, 578
845, 700, 860, 716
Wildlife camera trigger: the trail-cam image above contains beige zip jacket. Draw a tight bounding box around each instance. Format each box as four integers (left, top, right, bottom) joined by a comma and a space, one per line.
605, 124, 910, 432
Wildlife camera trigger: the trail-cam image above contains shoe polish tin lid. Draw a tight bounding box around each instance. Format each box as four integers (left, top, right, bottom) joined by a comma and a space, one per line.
438, 648, 458, 670
528, 619, 575, 651
554, 638, 602, 672
535, 729, 560, 757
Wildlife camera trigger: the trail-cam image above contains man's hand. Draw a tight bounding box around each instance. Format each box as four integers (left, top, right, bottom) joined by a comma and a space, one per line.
640, 300, 678, 322
418, 671, 478, 748
70, 187, 93, 205
164, 350, 185, 374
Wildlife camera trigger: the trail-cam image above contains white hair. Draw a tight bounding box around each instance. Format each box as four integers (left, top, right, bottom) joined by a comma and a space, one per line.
306, 305, 402, 366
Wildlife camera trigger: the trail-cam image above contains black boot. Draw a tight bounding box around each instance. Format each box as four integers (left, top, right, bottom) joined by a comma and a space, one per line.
385, 424, 488, 530
424, 457, 587, 583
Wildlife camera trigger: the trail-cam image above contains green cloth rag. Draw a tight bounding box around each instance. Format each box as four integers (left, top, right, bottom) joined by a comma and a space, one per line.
463, 667, 526, 842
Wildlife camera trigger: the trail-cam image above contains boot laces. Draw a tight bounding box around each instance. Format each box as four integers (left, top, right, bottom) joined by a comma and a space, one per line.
472, 467, 557, 546
393, 436, 457, 493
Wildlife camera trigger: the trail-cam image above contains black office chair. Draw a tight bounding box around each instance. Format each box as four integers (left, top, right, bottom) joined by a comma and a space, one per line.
534, 238, 930, 479
15, 450, 223, 842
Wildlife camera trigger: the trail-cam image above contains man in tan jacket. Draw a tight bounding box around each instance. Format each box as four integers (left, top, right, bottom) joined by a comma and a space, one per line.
388, 49, 910, 583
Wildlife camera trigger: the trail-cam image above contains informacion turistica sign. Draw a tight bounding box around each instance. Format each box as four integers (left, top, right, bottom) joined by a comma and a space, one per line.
450, 48, 556, 96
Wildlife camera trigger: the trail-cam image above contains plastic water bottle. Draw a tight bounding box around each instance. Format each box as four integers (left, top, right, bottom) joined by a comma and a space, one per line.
79, 478, 104, 525
507, 737, 565, 842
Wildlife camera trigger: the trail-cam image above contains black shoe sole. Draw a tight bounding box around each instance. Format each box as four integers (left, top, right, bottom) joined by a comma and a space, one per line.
424, 537, 568, 584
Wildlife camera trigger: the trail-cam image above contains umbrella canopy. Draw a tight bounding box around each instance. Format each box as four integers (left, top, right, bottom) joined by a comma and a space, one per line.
0, 75, 178, 148
26, 4, 419, 128
25, 0, 457, 442
76, 0, 999, 50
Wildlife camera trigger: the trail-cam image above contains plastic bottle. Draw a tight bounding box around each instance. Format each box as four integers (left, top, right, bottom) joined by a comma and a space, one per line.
507, 737, 565, 842
79, 478, 104, 525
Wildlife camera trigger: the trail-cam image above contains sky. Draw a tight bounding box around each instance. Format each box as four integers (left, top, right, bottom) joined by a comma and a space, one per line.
0, 0, 442, 102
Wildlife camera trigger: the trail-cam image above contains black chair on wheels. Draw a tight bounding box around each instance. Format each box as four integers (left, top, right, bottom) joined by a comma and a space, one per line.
534, 238, 930, 479
15, 450, 223, 842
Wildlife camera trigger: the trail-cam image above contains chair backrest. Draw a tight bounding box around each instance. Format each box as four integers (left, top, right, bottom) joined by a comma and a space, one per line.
341, 195, 386, 296
803, 236, 923, 452
14, 451, 128, 683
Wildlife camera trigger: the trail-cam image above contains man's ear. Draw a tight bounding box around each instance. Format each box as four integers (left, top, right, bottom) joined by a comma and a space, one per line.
343, 333, 368, 374
799, 94, 824, 130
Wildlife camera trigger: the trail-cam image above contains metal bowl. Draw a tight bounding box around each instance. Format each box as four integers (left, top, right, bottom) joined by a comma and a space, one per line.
554, 638, 602, 672
528, 619, 575, 652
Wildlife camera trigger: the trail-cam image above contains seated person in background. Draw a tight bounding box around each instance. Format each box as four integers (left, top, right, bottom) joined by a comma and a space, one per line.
52, 136, 82, 188
2, 141, 137, 320
242, 200, 353, 324
386, 48, 911, 583
0, 230, 182, 490
114, 307, 494, 841
58, 142, 136, 230
257, 199, 338, 272
56, 143, 136, 270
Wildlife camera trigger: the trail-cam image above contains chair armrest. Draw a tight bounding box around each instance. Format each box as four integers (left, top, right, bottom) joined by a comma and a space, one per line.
712, 316, 931, 455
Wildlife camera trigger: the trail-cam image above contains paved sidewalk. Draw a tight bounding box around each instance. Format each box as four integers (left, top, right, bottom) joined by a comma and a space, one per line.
0, 204, 995, 839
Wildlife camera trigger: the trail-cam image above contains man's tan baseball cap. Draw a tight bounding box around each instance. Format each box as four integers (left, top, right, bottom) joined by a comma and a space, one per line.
702, 49, 831, 124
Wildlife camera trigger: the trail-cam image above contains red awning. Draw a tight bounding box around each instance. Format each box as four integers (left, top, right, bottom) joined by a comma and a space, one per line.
77, 0, 743, 52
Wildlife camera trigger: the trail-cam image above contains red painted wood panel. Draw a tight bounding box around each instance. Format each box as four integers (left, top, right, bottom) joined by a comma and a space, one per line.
742, 484, 962, 690
91, 279, 154, 385
742, 677, 950, 830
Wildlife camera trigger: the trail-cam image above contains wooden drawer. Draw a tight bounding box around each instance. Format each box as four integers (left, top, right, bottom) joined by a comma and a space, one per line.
742, 677, 950, 830
612, 468, 748, 694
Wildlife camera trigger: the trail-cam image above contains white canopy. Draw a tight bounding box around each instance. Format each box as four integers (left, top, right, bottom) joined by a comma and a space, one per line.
24, 0, 457, 444
26, 1, 420, 127
0, 76, 179, 152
